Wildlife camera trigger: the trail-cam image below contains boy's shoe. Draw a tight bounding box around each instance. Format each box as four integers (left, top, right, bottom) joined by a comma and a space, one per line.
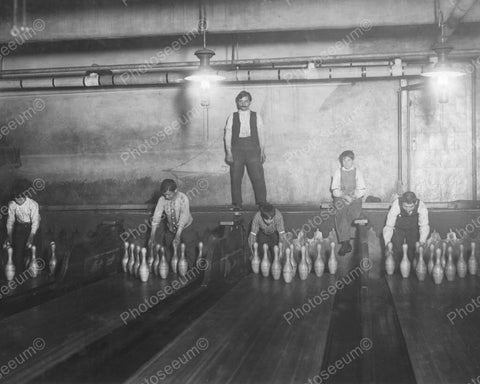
338, 241, 352, 256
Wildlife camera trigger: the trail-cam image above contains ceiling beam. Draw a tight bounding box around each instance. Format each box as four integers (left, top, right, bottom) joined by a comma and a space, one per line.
443, 0, 479, 38
1, 0, 479, 43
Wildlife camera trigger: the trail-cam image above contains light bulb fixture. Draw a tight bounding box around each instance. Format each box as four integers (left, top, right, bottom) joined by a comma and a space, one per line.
184, 1, 225, 86
421, 14, 465, 103
422, 14, 465, 80
421, 45, 465, 79
184, 47, 225, 84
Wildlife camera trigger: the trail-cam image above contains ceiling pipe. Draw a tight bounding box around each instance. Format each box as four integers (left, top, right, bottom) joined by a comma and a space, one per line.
442, 0, 479, 40
1, 48, 480, 78
0, 63, 427, 91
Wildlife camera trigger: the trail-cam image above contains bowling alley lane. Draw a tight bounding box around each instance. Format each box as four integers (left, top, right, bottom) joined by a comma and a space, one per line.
0, 271, 203, 384
387, 275, 480, 384
125, 273, 337, 384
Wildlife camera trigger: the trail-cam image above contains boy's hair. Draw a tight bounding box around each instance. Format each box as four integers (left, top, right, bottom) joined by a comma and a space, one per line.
260, 203, 275, 220
402, 191, 417, 205
12, 180, 28, 198
160, 179, 177, 195
339, 150, 355, 162
235, 90, 252, 103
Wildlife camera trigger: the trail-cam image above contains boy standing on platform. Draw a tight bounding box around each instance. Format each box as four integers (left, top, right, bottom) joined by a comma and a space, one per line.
5, 182, 41, 273
331, 150, 366, 256
224, 91, 267, 211
248, 203, 287, 257
149, 179, 197, 266
383, 191, 430, 261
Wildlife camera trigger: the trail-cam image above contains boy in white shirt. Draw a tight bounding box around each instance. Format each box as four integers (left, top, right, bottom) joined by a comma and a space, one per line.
5, 182, 41, 273
331, 150, 366, 256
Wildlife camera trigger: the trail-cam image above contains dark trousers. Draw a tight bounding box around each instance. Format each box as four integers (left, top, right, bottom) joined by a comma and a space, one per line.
230, 139, 267, 206
391, 227, 419, 264
12, 223, 31, 274
334, 197, 363, 242
257, 231, 279, 261
159, 222, 199, 267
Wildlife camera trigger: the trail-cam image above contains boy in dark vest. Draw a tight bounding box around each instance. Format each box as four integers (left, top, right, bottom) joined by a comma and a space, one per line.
383, 191, 430, 262
224, 91, 267, 211
331, 150, 366, 256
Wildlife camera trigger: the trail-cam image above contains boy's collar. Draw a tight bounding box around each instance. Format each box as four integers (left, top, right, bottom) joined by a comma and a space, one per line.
341, 166, 355, 171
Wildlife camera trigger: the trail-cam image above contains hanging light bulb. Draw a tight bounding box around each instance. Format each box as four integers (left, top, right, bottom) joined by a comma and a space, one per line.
184, 1, 225, 86
422, 15, 464, 103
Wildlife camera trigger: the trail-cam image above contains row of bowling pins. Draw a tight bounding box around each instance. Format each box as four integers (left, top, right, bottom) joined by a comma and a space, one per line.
385, 241, 478, 284
251, 241, 338, 283
4, 242, 57, 281
122, 241, 204, 283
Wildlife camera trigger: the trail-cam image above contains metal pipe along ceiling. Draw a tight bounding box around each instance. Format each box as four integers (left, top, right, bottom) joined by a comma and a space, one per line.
0, 64, 425, 91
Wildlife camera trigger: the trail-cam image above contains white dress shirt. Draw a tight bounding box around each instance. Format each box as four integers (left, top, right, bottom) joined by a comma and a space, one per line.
331, 167, 367, 199
7, 197, 41, 234
383, 199, 430, 244
224, 110, 265, 152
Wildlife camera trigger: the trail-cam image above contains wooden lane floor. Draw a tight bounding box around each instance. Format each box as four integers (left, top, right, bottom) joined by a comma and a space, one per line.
0, 271, 203, 384
126, 273, 337, 384
387, 274, 480, 384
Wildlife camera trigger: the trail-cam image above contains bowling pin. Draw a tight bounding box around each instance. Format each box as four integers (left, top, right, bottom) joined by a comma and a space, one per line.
290, 244, 297, 275
251, 242, 260, 274
5, 246, 15, 281
178, 243, 188, 277
139, 248, 149, 282
415, 245, 427, 281
50, 241, 57, 275
314, 243, 325, 277
122, 242, 129, 273
432, 249, 444, 285
283, 248, 294, 283
261, 243, 271, 277
159, 246, 169, 279
428, 244, 435, 275
298, 246, 309, 280
28, 246, 39, 278
457, 244, 467, 278
385, 242, 395, 276
400, 243, 411, 278
271, 245, 282, 281
468, 242, 478, 275
445, 246, 456, 282
328, 242, 338, 274
305, 245, 312, 274
441, 242, 447, 269
128, 243, 135, 274
133, 245, 141, 277
171, 243, 178, 273
147, 244, 154, 272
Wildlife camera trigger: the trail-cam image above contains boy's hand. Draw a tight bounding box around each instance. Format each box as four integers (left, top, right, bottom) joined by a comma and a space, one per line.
248, 234, 256, 254
172, 235, 181, 250
343, 195, 353, 205
26, 234, 34, 249
261, 150, 266, 164
148, 238, 155, 248
225, 152, 233, 164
